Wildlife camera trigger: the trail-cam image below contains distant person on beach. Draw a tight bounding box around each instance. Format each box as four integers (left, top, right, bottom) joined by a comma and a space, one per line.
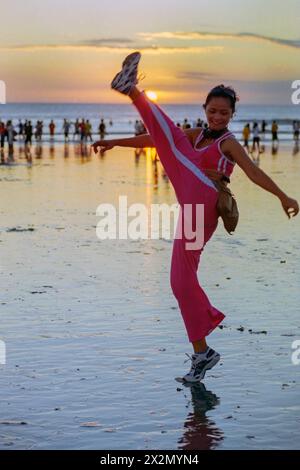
35, 120, 43, 141
34, 121, 39, 140
6, 120, 15, 154
38, 121, 44, 141
80, 119, 86, 142
293, 120, 299, 142
242, 123, 250, 150
86, 119, 93, 141
94, 52, 298, 383
18, 120, 24, 140
24, 121, 33, 146
182, 118, 191, 129
98, 119, 106, 139
49, 120, 55, 139
271, 120, 278, 143
134, 119, 146, 136
261, 120, 267, 135
73, 119, 80, 140
140, 121, 146, 134
0, 121, 6, 149
63, 119, 71, 142
195, 118, 203, 128
251, 122, 261, 154
134, 119, 140, 135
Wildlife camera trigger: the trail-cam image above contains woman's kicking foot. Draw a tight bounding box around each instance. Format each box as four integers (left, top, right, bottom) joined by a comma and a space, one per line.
111, 51, 141, 96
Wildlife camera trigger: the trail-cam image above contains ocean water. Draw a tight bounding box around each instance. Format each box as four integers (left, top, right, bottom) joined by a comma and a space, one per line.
0, 103, 299, 141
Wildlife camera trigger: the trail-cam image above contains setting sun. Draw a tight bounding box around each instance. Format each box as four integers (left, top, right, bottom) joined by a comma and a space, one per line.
145, 90, 158, 101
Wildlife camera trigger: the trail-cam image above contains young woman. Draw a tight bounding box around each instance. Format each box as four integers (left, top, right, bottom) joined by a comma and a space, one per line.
92, 52, 299, 383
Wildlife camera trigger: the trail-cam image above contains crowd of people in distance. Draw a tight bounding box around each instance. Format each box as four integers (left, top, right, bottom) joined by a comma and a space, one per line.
0, 117, 113, 150
0, 116, 299, 161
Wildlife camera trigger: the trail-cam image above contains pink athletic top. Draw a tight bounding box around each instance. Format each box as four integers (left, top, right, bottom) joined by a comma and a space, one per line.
194, 129, 236, 178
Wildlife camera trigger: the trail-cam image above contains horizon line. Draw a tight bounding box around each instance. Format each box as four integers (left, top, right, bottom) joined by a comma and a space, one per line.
1, 101, 296, 107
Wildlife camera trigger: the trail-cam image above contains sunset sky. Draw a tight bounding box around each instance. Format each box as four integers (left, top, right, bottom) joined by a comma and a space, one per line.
1, 0, 300, 104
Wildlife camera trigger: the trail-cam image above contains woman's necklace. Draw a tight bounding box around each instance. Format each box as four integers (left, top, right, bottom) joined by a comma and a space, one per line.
202, 127, 228, 140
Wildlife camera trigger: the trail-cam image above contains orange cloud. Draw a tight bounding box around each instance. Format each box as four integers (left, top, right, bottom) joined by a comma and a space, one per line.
138, 31, 300, 49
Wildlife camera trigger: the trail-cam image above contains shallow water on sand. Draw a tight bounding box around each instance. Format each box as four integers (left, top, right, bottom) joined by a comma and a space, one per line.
0, 142, 299, 449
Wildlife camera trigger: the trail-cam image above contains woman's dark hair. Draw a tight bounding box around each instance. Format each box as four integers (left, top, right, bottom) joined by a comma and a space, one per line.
204, 84, 239, 113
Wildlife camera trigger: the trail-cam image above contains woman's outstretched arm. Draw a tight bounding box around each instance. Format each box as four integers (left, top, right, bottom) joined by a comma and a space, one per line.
92, 134, 154, 154
224, 138, 299, 219
92, 127, 200, 155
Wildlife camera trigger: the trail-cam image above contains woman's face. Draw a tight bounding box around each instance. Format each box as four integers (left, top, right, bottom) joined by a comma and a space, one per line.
204, 97, 233, 130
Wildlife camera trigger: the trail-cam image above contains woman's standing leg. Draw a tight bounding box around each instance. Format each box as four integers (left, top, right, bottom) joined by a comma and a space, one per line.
170, 224, 225, 345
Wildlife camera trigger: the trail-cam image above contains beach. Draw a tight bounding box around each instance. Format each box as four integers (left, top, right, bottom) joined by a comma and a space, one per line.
0, 141, 299, 450
1, 102, 300, 142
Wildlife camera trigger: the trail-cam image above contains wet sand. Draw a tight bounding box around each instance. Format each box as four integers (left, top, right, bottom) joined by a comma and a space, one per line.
0, 142, 299, 449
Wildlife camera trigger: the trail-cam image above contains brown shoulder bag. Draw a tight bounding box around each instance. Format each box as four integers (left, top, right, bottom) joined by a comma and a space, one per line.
204, 169, 239, 235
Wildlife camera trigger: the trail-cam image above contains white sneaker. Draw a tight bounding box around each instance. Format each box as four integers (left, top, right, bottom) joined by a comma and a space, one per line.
182, 347, 220, 383
111, 51, 141, 95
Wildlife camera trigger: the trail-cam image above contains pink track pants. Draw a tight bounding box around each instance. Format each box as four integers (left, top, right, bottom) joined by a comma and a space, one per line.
133, 92, 225, 342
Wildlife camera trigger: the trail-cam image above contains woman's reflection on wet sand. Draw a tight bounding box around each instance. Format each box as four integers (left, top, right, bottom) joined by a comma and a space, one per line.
177, 382, 223, 450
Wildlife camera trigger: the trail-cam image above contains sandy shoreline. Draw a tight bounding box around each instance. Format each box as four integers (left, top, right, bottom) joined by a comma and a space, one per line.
0, 142, 299, 449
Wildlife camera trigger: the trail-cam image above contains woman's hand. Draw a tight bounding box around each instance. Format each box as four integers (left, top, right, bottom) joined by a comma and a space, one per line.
92, 140, 115, 156
280, 195, 299, 219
